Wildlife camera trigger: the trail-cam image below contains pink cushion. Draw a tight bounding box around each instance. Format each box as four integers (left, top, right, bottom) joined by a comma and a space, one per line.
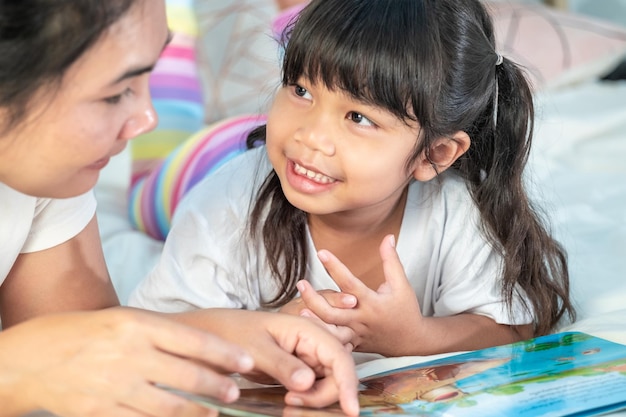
487, 2, 626, 90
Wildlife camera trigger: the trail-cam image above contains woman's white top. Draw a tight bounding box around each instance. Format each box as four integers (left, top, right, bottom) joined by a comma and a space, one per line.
0, 183, 96, 284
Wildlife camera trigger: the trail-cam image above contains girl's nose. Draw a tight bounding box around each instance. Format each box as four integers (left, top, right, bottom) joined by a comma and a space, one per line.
295, 114, 336, 156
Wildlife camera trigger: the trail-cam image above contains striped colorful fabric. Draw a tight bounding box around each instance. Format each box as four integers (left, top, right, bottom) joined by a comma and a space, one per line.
128, 114, 267, 240
130, 0, 204, 186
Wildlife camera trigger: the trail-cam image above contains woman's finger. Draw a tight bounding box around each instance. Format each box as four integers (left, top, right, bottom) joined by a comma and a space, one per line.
129, 309, 254, 375
119, 382, 221, 417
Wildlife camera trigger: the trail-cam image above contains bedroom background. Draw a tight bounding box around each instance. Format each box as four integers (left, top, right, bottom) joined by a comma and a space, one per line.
95, 0, 626, 358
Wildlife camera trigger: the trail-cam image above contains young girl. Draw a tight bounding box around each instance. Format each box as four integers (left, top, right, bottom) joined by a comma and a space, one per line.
130, 0, 575, 357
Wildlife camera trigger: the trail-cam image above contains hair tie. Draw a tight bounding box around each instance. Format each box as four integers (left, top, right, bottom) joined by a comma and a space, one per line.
495, 54, 504, 66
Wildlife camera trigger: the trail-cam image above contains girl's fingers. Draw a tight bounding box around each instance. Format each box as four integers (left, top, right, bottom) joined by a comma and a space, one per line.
300, 308, 355, 346
244, 341, 317, 393
378, 234, 411, 292
297, 281, 352, 326
316, 250, 368, 295
285, 376, 359, 417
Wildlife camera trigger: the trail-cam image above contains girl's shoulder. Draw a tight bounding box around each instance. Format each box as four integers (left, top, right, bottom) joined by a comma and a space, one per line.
409, 170, 472, 207
172, 146, 271, 222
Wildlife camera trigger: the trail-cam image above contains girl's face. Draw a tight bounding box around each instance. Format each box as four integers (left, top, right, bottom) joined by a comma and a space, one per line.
266, 78, 421, 221
0, 0, 168, 198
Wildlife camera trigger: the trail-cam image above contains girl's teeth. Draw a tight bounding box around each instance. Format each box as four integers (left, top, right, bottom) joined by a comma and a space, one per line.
294, 163, 335, 184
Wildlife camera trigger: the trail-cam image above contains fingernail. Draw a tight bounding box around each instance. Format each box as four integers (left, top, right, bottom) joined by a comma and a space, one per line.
223, 384, 240, 402
296, 280, 306, 293
291, 368, 311, 386
343, 294, 357, 306
287, 396, 304, 407
389, 235, 396, 248
317, 250, 329, 262
238, 354, 254, 371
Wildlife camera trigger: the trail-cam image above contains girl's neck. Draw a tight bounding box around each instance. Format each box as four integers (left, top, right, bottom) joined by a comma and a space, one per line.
308, 187, 409, 239
308, 188, 409, 290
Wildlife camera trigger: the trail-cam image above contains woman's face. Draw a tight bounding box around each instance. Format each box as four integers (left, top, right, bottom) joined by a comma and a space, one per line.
0, 0, 168, 198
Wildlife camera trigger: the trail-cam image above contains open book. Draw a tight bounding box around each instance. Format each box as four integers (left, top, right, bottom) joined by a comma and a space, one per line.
175, 332, 626, 416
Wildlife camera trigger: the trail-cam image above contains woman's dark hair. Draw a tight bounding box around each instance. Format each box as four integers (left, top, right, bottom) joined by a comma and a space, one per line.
247, 0, 575, 335
0, 0, 136, 134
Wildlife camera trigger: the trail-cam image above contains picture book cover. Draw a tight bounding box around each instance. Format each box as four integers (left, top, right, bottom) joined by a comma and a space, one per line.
175, 332, 626, 416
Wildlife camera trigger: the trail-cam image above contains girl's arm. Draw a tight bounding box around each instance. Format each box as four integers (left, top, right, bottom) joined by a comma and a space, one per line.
0, 216, 119, 327
297, 234, 534, 357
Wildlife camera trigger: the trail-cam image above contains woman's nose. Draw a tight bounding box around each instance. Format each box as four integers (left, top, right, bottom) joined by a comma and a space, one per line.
121, 102, 159, 141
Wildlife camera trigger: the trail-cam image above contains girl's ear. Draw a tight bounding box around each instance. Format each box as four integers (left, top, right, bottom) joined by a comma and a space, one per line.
411, 131, 471, 181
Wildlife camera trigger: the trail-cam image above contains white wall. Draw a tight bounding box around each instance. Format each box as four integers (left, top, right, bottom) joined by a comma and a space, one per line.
569, 0, 626, 27
487, 0, 626, 27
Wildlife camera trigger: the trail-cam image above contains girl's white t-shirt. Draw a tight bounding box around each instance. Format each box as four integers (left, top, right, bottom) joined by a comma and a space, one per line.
130, 147, 532, 325
0, 183, 96, 285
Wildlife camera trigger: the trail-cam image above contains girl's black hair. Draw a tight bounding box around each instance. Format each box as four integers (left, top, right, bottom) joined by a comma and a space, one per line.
247, 0, 575, 335
0, 0, 136, 134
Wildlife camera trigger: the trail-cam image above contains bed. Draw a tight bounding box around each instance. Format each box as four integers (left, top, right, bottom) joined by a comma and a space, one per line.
94, 0, 626, 407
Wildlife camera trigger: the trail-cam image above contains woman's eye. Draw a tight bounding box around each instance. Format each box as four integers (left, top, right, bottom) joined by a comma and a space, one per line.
104, 88, 132, 105
293, 84, 311, 99
348, 111, 374, 127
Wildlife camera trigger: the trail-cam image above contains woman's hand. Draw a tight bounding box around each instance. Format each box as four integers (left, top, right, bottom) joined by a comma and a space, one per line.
297, 234, 426, 356
174, 309, 360, 416
0, 307, 255, 417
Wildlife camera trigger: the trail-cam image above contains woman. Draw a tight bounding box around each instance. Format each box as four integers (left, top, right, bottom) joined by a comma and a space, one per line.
0, 1, 358, 416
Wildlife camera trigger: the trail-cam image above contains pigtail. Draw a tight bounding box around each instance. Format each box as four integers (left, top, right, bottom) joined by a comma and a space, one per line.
467, 59, 575, 334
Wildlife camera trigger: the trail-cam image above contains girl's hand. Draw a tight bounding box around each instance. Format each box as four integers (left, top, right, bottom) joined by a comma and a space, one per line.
279, 290, 356, 316
298, 234, 426, 357
0, 307, 255, 417
279, 291, 357, 348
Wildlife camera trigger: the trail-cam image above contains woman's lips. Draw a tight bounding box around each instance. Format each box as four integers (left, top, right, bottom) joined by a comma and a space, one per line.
88, 157, 111, 170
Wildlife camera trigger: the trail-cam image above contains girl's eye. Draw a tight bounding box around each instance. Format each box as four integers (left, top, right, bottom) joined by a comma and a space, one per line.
104, 88, 132, 105
348, 111, 375, 127
293, 84, 311, 99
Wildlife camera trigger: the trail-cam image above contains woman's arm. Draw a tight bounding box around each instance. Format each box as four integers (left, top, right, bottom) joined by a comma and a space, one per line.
0, 308, 257, 417
0, 216, 119, 327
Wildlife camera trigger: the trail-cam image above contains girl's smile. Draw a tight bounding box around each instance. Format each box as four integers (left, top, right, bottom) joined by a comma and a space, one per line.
286, 159, 338, 194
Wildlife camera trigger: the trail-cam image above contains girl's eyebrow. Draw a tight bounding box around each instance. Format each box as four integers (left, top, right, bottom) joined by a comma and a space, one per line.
108, 30, 173, 87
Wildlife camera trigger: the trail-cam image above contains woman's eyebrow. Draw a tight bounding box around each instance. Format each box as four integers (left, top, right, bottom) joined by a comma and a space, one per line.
108, 30, 173, 87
